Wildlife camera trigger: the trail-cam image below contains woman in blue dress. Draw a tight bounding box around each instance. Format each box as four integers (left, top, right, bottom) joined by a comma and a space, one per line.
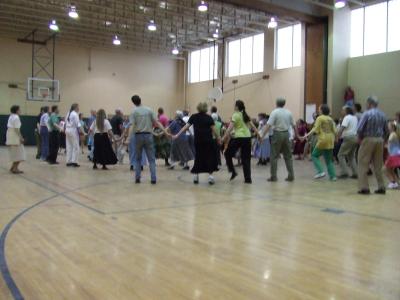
167, 111, 194, 170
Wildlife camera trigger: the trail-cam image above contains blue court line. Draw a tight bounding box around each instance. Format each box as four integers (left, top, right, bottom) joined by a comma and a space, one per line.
0, 194, 58, 300
0, 172, 114, 300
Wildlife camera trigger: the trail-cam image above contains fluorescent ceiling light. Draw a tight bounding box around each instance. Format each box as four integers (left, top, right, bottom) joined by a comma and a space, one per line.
198, 1, 208, 12
172, 47, 179, 55
334, 0, 346, 9
68, 5, 79, 19
49, 20, 59, 31
148, 20, 157, 31
268, 17, 277, 29
113, 35, 121, 45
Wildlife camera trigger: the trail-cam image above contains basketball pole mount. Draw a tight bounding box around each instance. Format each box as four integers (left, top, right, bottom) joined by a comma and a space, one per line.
18, 29, 57, 99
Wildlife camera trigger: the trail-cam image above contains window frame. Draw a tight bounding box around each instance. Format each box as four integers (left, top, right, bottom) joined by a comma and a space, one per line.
188, 44, 219, 84
274, 23, 302, 70
226, 33, 265, 78
350, 0, 400, 58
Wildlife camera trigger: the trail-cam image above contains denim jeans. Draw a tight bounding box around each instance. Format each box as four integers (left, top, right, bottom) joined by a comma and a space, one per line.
135, 133, 156, 182
40, 126, 49, 160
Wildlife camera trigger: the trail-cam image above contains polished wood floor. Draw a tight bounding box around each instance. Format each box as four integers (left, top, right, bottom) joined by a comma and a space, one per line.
0, 147, 399, 300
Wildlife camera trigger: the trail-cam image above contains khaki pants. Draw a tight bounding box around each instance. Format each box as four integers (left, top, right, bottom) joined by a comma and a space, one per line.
338, 136, 358, 176
114, 134, 124, 164
270, 131, 294, 180
357, 137, 385, 190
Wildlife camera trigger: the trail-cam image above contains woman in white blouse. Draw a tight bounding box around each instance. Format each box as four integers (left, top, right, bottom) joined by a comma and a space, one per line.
89, 109, 117, 170
6, 105, 25, 174
65, 103, 85, 167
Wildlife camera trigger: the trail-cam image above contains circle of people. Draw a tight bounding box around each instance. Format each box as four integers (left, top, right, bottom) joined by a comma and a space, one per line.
5, 94, 400, 194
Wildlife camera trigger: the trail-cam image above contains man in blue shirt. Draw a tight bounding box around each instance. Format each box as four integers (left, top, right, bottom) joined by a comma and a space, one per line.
357, 96, 388, 195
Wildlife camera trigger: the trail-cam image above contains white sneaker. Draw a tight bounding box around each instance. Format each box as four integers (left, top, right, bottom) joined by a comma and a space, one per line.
387, 182, 399, 189
208, 175, 215, 185
314, 172, 326, 179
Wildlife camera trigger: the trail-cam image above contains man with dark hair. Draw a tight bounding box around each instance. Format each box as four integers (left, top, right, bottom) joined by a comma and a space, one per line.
354, 103, 363, 121
47, 105, 62, 164
35, 107, 44, 159
357, 96, 388, 195
129, 95, 168, 184
111, 108, 125, 164
39, 106, 50, 161
261, 98, 297, 182
211, 106, 222, 122
337, 105, 358, 179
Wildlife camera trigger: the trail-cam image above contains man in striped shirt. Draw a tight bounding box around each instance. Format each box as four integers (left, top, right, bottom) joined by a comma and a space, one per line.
357, 96, 388, 195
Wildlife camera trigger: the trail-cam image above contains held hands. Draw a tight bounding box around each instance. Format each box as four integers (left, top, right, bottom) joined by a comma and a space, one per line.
20, 137, 25, 144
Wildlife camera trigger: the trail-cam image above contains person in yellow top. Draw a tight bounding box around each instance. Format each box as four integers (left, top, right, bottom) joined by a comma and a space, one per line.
222, 100, 260, 184
302, 104, 337, 180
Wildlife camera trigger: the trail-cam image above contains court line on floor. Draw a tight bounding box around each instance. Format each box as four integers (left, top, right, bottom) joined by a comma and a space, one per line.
0, 173, 122, 300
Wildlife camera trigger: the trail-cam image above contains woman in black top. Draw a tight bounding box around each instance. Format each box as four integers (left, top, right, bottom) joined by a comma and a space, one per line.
174, 102, 221, 185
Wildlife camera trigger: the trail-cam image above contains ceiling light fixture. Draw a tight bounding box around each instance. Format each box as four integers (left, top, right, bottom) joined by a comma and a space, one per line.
49, 20, 59, 31
147, 20, 157, 31
113, 35, 121, 45
105, 20, 112, 26
68, 5, 79, 19
159, 1, 167, 9
198, 1, 208, 12
334, 0, 346, 9
213, 28, 219, 39
172, 47, 179, 55
267, 17, 277, 29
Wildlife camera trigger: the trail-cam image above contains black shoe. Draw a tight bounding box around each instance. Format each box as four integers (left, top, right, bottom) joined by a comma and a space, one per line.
66, 163, 73, 167
135, 179, 140, 184
374, 188, 386, 195
244, 179, 252, 184
230, 172, 238, 181
267, 177, 277, 182
350, 174, 358, 179
183, 166, 190, 170
285, 177, 294, 182
367, 169, 373, 176
93, 164, 98, 170
130, 165, 134, 171
151, 180, 157, 185
338, 174, 349, 179
48, 161, 59, 165
358, 189, 370, 195
72, 163, 80, 168
102, 165, 108, 170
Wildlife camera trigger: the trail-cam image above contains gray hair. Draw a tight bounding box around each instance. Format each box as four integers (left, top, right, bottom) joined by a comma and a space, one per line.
176, 110, 183, 118
367, 95, 378, 107
276, 98, 286, 108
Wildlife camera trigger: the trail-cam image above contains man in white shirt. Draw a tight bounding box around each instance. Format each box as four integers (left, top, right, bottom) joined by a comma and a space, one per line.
261, 98, 297, 182
337, 106, 358, 179
39, 106, 50, 161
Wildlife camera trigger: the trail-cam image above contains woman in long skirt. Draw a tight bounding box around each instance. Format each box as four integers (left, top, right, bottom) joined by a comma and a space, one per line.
167, 111, 194, 170
89, 109, 117, 170
6, 105, 26, 174
293, 119, 307, 160
174, 102, 220, 184
254, 113, 270, 165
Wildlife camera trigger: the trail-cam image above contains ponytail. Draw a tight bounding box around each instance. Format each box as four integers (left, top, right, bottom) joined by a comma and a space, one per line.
235, 100, 250, 123
67, 103, 79, 122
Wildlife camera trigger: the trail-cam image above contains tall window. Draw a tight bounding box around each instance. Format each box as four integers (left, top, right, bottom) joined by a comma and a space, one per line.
227, 33, 264, 77
189, 45, 218, 83
275, 24, 302, 69
350, 0, 400, 57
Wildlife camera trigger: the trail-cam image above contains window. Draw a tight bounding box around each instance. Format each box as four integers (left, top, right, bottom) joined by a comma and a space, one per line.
275, 24, 302, 69
189, 45, 218, 83
227, 33, 264, 77
350, 0, 400, 57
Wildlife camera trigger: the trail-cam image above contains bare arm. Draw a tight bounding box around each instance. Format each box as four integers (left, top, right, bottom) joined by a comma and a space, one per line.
260, 124, 271, 140
222, 123, 234, 142
173, 123, 191, 139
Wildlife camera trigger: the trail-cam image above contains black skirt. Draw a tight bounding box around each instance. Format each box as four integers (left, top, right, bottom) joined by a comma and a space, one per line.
191, 140, 219, 174
93, 133, 117, 165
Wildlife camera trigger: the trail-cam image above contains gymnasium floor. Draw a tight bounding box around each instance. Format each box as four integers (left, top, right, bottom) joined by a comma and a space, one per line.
0, 147, 399, 300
